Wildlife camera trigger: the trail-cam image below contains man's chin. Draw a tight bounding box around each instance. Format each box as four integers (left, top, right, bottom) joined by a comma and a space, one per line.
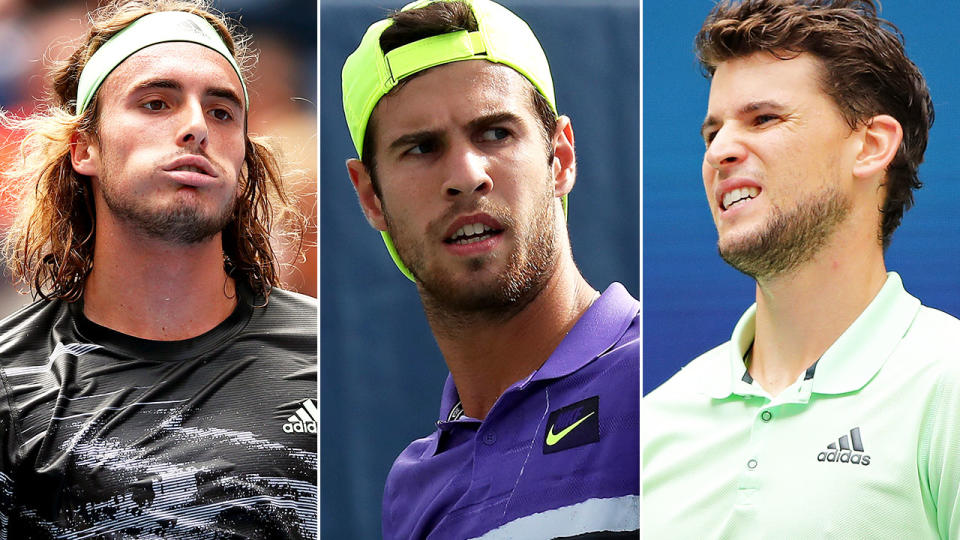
717, 231, 784, 279
418, 264, 527, 314
119, 206, 233, 245
717, 235, 759, 260
715, 189, 851, 280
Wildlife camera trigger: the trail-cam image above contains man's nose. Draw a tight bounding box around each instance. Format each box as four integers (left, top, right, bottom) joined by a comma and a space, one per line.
703, 125, 747, 170
176, 99, 209, 150
441, 145, 493, 200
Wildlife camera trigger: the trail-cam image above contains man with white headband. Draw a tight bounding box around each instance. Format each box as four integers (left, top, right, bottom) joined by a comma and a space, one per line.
0, 1, 316, 537
644, 1, 960, 537
342, 1, 639, 538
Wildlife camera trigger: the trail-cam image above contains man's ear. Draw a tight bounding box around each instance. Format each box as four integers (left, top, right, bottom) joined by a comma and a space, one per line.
70, 132, 100, 177
853, 114, 902, 180
347, 158, 388, 231
551, 115, 576, 197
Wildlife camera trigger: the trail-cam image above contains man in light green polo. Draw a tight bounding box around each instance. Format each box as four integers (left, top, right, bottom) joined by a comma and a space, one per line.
643, 1, 960, 537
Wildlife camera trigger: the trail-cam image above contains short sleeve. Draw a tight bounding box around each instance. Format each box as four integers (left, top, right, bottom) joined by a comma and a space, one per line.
918, 364, 960, 539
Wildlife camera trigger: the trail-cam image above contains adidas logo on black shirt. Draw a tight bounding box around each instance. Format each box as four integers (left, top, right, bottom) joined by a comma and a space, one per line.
282, 399, 318, 434
816, 427, 870, 465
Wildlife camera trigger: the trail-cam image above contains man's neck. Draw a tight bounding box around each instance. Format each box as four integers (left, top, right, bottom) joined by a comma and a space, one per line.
750, 226, 887, 396
83, 229, 237, 341
424, 258, 597, 420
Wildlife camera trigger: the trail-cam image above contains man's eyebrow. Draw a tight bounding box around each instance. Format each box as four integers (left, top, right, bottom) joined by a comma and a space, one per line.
385, 112, 524, 152
388, 129, 441, 152
207, 86, 244, 110
467, 112, 523, 131
132, 78, 181, 93
129, 78, 244, 110
700, 100, 786, 138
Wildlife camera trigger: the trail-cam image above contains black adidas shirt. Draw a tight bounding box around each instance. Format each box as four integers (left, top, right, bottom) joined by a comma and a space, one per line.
0, 286, 317, 539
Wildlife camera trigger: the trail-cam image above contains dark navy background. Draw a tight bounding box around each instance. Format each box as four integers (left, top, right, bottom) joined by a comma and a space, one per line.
644, 2, 960, 394
321, 1, 639, 537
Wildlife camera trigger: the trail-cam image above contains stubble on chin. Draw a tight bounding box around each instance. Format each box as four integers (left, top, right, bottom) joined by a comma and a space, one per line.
96, 153, 237, 245
100, 181, 236, 244
386, 191, 560, 322
718, 187, 851, 281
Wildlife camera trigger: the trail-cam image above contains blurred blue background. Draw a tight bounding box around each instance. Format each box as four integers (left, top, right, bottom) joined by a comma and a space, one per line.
644, 2, 960, 394
321, 0, 639, 536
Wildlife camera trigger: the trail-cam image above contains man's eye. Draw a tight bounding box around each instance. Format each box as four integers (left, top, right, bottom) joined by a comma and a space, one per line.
407, 141, 436, 155
754, 114, 778, 126
480, 127, 510, 141
142, 100, 167, 111
210, 108, 233, 121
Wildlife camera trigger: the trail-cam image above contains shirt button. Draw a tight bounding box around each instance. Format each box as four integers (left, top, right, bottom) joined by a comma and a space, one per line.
761, 411, 772, 422
482, 432, 497, 445
747, 459, 758, 470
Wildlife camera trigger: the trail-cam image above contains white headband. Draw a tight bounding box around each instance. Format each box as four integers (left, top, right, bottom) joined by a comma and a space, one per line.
75, 11, 248, 114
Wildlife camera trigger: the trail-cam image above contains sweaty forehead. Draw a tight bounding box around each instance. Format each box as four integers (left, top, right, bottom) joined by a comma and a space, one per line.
95, 41, 245, 106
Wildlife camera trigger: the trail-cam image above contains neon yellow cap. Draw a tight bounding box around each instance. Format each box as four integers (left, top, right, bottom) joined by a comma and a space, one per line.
342, 0, 565, 282
76, 11, 247, 115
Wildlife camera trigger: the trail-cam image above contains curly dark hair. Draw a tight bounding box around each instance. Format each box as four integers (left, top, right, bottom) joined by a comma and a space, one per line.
696, 0, 933, 249
1, 0, 304, 302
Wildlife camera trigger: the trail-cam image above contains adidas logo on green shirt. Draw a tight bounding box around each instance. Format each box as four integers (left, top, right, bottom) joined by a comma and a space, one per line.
816, 427, 871, 465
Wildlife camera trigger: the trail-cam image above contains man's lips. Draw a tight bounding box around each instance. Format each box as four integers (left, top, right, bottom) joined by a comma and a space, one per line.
162, 155, 218, 187
715, 179, 762, 211
443, 213, 504, 246
721, 186, 760, 211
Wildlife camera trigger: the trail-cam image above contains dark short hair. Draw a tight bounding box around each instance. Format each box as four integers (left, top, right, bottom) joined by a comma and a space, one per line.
361, 0, 557, 195
696, 0, 933, 249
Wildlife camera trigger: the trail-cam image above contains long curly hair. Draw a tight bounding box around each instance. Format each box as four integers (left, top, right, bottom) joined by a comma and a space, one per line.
1, 0, 304, 302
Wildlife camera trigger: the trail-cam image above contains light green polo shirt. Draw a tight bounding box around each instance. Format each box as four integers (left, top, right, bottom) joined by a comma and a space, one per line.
643, 273, 960, 539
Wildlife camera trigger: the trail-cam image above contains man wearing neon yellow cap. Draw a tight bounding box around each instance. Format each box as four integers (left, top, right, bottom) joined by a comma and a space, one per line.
0, 1, 316, 537
342, 1, 639, 538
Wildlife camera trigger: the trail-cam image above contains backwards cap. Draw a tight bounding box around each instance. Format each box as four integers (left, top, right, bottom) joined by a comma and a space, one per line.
76, 11, 248, 115
342, 0, 563, 282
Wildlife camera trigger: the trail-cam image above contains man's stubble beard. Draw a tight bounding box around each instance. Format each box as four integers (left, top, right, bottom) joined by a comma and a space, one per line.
384, 184, 560, 321
719, 186, 851, 281
97, 151, 237, 245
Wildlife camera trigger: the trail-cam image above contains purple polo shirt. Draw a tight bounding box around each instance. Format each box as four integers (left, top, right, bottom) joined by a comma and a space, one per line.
382, 283, 640, 539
